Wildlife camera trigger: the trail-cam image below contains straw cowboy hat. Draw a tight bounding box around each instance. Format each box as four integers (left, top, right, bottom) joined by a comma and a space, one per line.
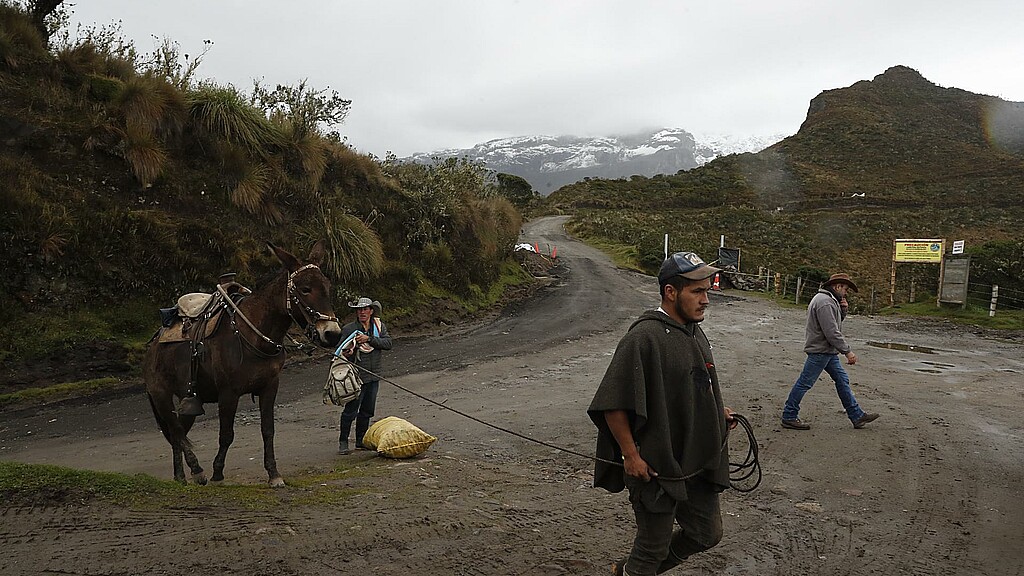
348, 297, 382, 316
822, 273, 858, 293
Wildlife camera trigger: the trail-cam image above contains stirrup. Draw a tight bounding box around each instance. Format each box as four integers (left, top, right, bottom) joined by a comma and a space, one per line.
177, 395, 206, 416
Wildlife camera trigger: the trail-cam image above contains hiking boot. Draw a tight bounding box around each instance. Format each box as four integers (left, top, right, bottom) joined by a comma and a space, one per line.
338, 439, 352, 455
852, 413, 880, 429
177, 395, 205, 416
781, 418, 810, 430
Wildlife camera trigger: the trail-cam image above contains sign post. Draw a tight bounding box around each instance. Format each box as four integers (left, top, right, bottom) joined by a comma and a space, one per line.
890, 239, 945, 307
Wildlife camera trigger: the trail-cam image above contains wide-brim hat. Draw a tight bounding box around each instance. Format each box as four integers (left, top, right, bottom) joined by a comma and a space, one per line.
658, 251, 721, 283
348, 297, 382, 316
823, 273, 858, 293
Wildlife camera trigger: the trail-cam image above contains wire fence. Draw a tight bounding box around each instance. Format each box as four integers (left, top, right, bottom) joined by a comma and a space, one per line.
718, 268, 1024, 316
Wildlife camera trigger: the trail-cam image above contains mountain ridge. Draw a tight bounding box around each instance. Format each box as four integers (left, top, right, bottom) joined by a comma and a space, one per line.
543, 65, 1024, 300
407, 129, 784, 195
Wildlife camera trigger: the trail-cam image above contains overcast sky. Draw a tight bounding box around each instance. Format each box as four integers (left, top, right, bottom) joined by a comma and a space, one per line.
67, 0, 1024, 157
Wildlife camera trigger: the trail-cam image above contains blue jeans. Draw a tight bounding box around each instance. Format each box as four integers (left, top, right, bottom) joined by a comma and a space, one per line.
783, 353, 864, 422
340, 380, 379, 446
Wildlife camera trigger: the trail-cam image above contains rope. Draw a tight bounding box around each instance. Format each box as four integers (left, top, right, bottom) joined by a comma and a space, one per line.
216, 284, 284, 355
725, 414, 762, 492
336, 356, 761, 492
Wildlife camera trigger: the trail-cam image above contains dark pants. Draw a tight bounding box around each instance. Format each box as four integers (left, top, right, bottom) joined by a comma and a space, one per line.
623, 478, 723, 575
339, 380, 379, 447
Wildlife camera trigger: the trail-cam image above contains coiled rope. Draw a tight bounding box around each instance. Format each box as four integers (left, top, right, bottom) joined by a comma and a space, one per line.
341, 359, 760, 492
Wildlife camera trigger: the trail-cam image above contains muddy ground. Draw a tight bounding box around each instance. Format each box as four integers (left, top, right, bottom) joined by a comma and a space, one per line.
1, 216, 1022, 575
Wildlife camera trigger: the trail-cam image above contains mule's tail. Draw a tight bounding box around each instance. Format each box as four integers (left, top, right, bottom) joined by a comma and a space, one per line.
146, 391, 194, 452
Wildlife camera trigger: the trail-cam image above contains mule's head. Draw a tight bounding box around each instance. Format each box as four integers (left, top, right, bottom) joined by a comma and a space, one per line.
270, 240, 343, 348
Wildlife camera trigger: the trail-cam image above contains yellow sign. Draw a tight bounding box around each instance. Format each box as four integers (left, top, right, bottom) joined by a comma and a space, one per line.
893, 239, 944, 263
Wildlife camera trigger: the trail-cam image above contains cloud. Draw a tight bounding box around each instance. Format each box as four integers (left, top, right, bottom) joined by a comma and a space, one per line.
70, 0, 1024, 157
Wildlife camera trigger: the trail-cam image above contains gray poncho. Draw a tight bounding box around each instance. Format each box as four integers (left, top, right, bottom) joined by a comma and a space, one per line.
588, 310, 729, 501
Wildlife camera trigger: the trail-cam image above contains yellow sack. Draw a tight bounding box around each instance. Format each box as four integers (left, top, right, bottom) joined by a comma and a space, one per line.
361, 416, 437, 459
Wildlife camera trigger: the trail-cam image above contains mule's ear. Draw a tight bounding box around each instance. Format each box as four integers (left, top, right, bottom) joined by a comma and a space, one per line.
308, 239, 327, 266
268, 241, 300, 272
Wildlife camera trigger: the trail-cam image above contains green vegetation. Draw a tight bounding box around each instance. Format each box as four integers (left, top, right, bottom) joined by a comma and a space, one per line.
0, 377, 124, 409
877, 300, 1024, 331
0, 459, 380, 508
546, 65, 1024, 324
0, 4, 526, 391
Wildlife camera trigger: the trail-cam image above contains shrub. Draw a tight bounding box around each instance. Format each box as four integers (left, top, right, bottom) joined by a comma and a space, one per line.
85, 72, 123, 102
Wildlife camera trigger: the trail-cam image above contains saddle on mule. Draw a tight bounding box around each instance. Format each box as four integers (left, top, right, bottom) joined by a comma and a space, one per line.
156, 274, 251, 344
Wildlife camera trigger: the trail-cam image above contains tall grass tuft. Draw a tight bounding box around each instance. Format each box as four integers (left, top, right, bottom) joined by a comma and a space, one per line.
301, 207, 385, 283
0, 5, 46, 69
55, 41, 107, 79
231, 160, 281, 223
116, 74, 185, 139
277, 115, 328, 193
188, 83, 283, 153
103, 53, 136, 81
0, 29, 16, 68
120, 125, 168, 186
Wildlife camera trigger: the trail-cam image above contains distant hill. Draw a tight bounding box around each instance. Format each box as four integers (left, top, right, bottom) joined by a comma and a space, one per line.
546, 66, 1024, 300
407, 129, 783, 195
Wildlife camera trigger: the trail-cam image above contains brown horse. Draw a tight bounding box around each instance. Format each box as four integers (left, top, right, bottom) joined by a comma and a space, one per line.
144, 241, 342, 486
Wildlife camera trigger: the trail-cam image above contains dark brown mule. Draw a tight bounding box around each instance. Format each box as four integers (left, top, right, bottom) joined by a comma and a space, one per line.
144, 241, 342, 486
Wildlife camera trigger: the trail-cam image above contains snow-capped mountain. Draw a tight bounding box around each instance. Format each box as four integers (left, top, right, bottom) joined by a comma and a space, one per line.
691, 133, 787, 167
406, 129, 785, 195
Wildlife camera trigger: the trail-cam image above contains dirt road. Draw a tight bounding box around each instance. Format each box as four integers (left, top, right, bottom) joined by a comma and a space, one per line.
2, 216, 1023, 575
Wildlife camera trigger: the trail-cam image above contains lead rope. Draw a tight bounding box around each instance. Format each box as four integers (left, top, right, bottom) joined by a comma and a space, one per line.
337, 358, 761, 492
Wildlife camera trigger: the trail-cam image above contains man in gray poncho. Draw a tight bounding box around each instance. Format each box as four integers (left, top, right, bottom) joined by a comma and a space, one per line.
589, 251, 736, 576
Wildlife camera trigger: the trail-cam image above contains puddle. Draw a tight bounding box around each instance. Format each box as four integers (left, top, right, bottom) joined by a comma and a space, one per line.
866, 341, 937, 354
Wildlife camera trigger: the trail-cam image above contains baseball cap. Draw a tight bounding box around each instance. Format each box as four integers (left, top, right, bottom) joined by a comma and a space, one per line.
658, 251, 721, 283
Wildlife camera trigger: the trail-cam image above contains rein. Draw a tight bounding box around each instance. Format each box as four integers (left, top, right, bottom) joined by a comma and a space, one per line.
339, 360, 762, 493
215, 263, 335, 357
217, 284, 284, 357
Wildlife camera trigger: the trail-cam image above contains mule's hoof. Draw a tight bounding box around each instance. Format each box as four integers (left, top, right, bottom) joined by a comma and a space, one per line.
192, 472, 208, 486
177, 396, 205, 416
269, 477, 286, 488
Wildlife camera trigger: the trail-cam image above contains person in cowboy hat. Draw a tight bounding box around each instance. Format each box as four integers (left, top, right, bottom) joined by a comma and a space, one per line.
337, 296, 392, 454
781, 273, 879, 431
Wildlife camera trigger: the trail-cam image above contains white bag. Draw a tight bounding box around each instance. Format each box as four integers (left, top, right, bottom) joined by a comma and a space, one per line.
323, 356, 362, 406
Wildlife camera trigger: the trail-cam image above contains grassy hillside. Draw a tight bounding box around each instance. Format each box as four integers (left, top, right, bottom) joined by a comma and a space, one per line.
546, 66, 1024, 312
0, 5, 528, 392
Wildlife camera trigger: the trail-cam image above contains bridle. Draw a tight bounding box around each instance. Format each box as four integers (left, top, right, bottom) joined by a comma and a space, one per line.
216, 263, 339, 356
285, 263, 339, 343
